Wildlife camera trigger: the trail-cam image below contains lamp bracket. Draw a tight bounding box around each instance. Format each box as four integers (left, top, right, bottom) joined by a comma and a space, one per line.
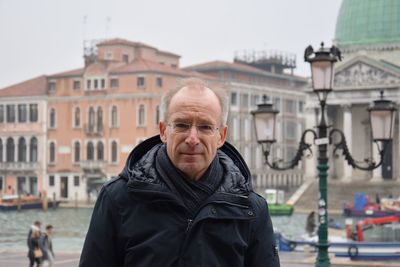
329, 129, 388, 171
263, 129, 317, 170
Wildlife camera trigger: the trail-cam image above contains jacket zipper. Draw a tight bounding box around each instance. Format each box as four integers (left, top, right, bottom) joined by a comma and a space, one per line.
185, 219, 193, 233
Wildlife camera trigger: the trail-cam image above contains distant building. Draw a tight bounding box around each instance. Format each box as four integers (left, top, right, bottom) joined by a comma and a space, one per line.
0, 76, 48, 197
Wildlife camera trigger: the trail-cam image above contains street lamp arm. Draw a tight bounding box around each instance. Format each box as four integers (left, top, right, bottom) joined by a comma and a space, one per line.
264, 129, 317, 170
329, 128, 387, 171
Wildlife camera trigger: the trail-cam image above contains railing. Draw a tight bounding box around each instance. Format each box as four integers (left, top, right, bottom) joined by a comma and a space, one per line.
80, 160, 106, 171
0, 161, 38, 171
253, 169, 304, 191
83, 124, 104, 136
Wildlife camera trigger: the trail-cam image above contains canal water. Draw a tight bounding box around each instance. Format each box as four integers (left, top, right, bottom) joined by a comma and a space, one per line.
0, 208, 346, 253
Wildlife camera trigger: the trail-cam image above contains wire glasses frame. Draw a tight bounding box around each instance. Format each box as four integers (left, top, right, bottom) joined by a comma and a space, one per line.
167, 122, 220, 136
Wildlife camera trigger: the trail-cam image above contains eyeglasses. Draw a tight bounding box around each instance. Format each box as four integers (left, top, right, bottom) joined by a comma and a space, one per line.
167, 122, 219, 136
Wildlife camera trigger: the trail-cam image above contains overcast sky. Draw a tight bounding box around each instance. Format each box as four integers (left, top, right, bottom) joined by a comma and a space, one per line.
0, 0, 342, 88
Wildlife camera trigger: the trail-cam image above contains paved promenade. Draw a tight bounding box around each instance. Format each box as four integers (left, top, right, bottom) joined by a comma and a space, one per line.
1, 251, 399, 267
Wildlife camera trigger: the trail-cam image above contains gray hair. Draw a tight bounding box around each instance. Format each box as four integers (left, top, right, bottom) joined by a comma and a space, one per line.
160, 78, 229, 126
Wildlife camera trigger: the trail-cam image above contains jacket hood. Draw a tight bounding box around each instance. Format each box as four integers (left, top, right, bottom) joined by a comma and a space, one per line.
120, 135, 253, 193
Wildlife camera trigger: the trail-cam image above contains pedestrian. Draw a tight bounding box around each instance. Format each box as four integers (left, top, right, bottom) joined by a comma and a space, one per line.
79, 78, 280, 267
306, 211, 316, 236
28, 229, 43, 267
27, 221, 41, 248
40, 225, 55, 267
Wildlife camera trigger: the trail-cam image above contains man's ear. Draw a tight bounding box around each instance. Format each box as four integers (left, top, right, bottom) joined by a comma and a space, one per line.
160, 121, 167, 143
217, 126, 228, 148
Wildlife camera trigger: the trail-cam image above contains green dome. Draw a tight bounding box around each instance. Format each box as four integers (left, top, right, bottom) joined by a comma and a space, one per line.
335, 0, 400, 47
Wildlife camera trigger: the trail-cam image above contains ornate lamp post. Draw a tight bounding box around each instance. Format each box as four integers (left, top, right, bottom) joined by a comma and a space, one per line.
252, 43, 396, 267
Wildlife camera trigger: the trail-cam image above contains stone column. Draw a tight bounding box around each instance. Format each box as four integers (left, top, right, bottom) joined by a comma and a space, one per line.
304, 105, 317, 180
342, 105, 353, 181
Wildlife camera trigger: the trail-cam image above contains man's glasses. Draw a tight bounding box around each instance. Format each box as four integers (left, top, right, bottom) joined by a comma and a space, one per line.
167, 122, 219, 136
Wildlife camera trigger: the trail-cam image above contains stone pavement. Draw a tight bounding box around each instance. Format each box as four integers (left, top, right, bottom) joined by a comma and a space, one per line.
1, 251, 399, 267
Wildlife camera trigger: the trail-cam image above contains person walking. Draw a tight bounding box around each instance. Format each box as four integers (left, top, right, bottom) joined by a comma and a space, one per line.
40, 225, 55, 267
28, 229, 43, 267
79, 78, 280, 267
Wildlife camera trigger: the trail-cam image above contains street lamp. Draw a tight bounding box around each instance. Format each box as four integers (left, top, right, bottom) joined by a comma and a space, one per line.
252, 43, 396, 267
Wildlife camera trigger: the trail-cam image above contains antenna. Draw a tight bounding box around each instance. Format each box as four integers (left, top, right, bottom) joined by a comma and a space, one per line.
105, 16, 111, 39
83, 15, 88, 53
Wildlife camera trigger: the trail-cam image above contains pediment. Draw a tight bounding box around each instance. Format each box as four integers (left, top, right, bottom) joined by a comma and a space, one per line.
334, 56, 400, 88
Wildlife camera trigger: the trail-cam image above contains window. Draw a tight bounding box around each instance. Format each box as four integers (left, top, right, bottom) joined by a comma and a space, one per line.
137, 76, 145, 88
18, 104, 27, 122
111, 106, 118, 127
74, 141, 80, 162
49, 175, 55, 186
74, 107, 80, 127
0, 177, 2, 191
73, 80, 81, 90
87, 142, 94, 160
156, 77, 163, 87
105, 52, 113, 60
0, 105, 3, 123
274, 97, 281, 111
49, 142, 56, 163
241, 93, 249, 108
138, 104, 145, 126
29, 104, 38, 122
74, 176, 80, 186
18, 137, 26, 162
89, 107, 95, 132
87, 79, 91, 90
155, 105, 160, 125
30, 137, 38, 162
285, 99, 296, 114
6, 104, 15, 123
48, 82, 56, 93
0, 139, 3, 162
97, 142, 104, 160
94, 79, 98, 89
299, 101, 304, 113
110, 78, 119, 88
230, 92, 238, 106
101, 79, 105, 89
97, 107, 103, 132
286, 121, 297, 140
49, 108, 56, 128
111, 141, 117, 162
123, 54, 129, 63
251, 95, 260, 107
6, 137, 14, 162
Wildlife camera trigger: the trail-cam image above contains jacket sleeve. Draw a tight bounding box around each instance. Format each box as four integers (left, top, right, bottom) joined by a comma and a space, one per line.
245, 195, 280, 267
79, 186, 121, 267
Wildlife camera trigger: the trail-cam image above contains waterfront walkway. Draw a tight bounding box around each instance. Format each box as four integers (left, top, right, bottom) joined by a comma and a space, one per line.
1, 251, 399, 267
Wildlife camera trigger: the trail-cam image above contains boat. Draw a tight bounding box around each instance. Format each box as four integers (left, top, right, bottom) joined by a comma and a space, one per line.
343, 192, 400, 217
0, 195, 60, 211
265, 189, 294, 216
276, 216, 400, 260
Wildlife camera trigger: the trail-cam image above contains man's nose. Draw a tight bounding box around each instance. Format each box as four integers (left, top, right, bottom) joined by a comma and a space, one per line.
185, 126, 200, 146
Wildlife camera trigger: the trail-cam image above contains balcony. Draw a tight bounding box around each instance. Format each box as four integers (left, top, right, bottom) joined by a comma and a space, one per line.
80, 160, 106, 172
0, 162, 38, 172
84, 124, 104, 137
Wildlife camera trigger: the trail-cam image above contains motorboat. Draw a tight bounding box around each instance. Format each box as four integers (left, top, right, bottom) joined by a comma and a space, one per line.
0, 194, 60, 211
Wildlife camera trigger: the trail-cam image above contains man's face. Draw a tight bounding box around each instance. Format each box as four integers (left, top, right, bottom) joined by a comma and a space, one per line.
160, 87, 227, 181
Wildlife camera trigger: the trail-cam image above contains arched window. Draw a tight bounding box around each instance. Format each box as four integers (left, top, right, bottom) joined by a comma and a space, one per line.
74, 141, 80, 162
49, 108, 56, 128
155, 105, 160, 125
111, 106, 118, 127
111, 141, 117, 162
49, 142, 56, 163
30, 137, 38, 162
6, 137, 14, 162
0, 139, 3, 162
89, 107, 95, 132
138, 104, 145, 126
97, 141, 104, 160
87, 142, 94, 160
18, 137, 26, 162
74, 107, 80, 127
97, 107, 103, 132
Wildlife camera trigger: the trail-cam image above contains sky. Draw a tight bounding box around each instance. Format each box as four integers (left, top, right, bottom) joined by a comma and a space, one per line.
0, 0, 342, 88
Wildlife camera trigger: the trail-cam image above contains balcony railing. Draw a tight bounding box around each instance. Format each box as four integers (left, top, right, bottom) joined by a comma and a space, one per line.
80, 160, 106, 171
0, 161, 38, 172
83, 123, 104, 136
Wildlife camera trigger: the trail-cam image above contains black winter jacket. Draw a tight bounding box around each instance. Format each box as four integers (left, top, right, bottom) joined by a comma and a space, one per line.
79, 136, 280, 267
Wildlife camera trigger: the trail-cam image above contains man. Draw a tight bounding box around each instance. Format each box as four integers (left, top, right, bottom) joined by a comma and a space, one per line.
79, 78, 280, 267
40, 225, 55, 267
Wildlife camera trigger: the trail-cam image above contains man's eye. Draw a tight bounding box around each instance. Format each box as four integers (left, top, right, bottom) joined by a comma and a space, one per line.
174, 123, 190, 130
198, 125, 213, 131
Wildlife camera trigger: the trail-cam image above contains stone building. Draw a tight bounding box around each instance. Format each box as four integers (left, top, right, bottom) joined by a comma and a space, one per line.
305, 0, 400, 181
